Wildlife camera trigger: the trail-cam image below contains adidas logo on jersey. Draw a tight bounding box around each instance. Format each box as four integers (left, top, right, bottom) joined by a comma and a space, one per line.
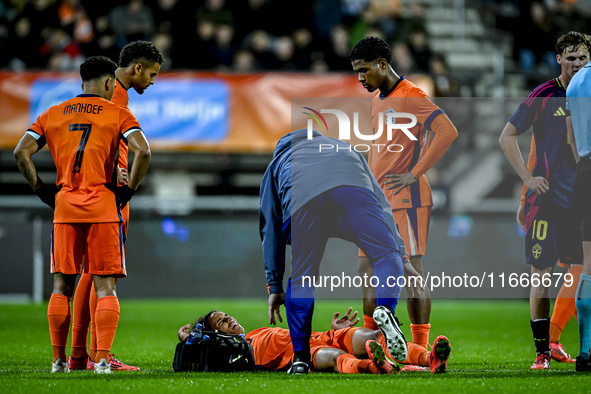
554, 107, 566, 116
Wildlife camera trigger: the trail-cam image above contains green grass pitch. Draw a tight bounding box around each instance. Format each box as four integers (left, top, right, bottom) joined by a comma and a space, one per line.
0, 298, 587, 393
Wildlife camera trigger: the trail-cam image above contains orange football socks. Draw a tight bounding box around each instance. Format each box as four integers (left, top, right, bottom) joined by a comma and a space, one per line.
550, 265, 582, 342
410, 323, 431, 349
94, 296, 120, 363
336, 353, 375, 374
89, 282, 98, 361
70, 273, 93, 359
363, 314, 379, 330
377, 333, 427, 365
47, 293, 71, 362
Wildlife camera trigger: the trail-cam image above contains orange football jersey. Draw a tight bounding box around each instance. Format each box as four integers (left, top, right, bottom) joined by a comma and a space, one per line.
246, 327, 294, 370
369, 77, 446, 209
27, 94, 142, 223
245, 327, 357, 370
112, 79, 130, 182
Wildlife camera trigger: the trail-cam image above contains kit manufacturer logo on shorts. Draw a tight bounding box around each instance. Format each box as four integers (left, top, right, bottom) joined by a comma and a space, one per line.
532, 244, 542, 259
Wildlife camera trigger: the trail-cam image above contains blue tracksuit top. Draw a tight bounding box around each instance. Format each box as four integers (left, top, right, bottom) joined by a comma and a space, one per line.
260, 129, 406, 294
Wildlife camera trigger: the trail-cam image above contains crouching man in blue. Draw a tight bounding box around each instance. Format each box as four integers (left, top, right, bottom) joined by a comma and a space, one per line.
260, 129, 423, 374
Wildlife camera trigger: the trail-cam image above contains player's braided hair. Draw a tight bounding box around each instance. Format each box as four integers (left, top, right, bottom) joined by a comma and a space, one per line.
193, 310, 219, 331
80, 56, 117, 81
349, 36, 392, 64
556, 31, 591, 55
118, 40, 164, 68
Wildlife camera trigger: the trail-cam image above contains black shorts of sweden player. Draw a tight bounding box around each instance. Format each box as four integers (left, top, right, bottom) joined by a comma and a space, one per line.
524, 203, 583, 269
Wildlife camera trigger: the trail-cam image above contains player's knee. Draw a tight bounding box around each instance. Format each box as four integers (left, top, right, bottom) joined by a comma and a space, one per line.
358, 257, 372, 277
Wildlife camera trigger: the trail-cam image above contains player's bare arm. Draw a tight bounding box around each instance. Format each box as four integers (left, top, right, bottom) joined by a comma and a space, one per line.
13, 134, 43, 190
126, 130, 151, 191
268, 291, 286, 325
499, 122, 549, 195
385, 114, 457, 195
516, 205, 526, 231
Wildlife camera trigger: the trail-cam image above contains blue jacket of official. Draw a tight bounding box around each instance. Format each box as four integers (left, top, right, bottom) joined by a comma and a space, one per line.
260, 129, 406, 294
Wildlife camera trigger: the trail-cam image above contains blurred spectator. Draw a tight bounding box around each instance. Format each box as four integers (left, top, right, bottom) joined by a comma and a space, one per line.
291, 28, 315, 70
360, 0, 402, 41
553, 1, 587, 36
196, 0, 233, 26
273, 35, 296, 70
6, 15, 46, 69
407, 29, 433, 73
57, 0, 93, 44
89, 15, 119, 61
391, 42, 416, 75
428, 53, 459, 97
396, 3, 427, 41
232, 48, 260, 72
150, 0, 178, 33
152, 30, 172, 70
231, 0, 273, 39
109, 0, 155, 47
190, 18, 218, 69
312, 0, 342, 42
340, 0, 370, 27
246, 29, 277, 69
44, 27, 84, 71
515, 2, 558, 81
211, 23, 238, 69
323, 24, 352, 71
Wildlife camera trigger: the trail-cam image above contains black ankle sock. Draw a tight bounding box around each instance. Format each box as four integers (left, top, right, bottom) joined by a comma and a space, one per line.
294, 350, 311, 364
531, 318, 550, 355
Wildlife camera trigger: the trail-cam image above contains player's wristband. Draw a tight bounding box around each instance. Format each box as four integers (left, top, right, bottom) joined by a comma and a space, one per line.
34, 184, 59, 209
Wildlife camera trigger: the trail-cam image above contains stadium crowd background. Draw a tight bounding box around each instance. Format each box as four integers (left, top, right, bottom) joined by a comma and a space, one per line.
2, 0, 591, 91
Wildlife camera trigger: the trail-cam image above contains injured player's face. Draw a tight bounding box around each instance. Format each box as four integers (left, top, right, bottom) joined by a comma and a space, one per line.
208, 311, 245, 335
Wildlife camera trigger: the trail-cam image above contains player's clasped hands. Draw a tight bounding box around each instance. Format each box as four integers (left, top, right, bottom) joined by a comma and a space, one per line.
384, 172, 419, 195
331, 308, 360, 330
525, 176, 549, 195
118, 167, 128, 185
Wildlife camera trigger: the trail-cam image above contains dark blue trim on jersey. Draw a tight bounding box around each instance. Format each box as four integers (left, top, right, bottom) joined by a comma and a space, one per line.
379, 76, 405, 99
116, 78, 128, 90
409, 125, 423, 207
76, 94, 101, 98
424, 109, 445, 130
409, 125, 423, 171
122, 126, 143, 135
407, 208, 420, 252
27, 129, 47, 148
119, 222, 125, 270
410, 181, 421, 208
37, 135, 46, 148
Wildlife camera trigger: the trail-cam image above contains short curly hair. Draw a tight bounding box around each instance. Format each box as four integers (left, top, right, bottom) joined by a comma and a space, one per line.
80, 56, 117, 82
118, 40, 164, 68
556, 31, 591, 56
192, 310, 219, 331
349, 36, 392, 64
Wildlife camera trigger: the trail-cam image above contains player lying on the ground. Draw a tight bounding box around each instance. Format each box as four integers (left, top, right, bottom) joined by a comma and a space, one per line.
177, 307, 451, 374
